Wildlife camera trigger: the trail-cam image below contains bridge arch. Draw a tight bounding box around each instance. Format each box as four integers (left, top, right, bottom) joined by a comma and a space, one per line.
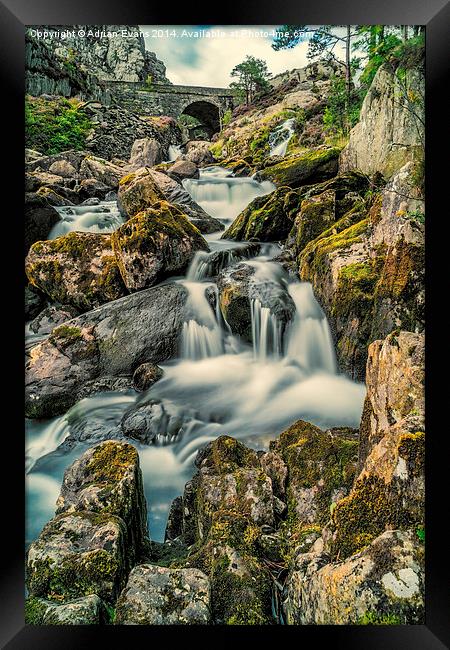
181, 100, 221, 139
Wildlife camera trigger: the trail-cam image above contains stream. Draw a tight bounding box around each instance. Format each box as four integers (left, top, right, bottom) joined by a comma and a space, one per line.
25, 165, 366, 545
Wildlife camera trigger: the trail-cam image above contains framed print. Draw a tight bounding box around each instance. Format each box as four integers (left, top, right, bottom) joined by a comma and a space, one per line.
0, 0, 449, 646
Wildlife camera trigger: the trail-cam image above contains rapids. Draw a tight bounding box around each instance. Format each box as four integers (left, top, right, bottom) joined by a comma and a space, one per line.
26, 165, 366, 543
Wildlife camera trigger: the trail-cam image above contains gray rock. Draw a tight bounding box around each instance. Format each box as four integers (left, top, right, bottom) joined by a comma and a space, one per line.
128, 137, 163, 170
26, 594, 109, 625
29, 304, 80, 336
25, 283, 187, 417
114, 564, 211, 625
132, 362, 163, 392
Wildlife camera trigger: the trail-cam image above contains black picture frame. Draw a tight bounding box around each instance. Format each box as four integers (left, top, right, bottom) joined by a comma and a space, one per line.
2, 0, 449, 646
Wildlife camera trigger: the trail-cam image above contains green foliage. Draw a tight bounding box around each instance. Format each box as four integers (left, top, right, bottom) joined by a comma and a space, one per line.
358, 610, 402, 625
25, 96, 92, 155
416, 526, 425, 543
222, 108, 233, 127
230, 55, 271, 105
323, 77, 363, 136
145, 74, 153, 90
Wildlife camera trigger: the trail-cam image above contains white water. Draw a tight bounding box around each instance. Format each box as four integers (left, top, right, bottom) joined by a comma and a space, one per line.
168, 144, 183, 161
49, 201, 124, 238
269, 118, 296, 157
183, 169, 275, 225
26, 165, 365, 543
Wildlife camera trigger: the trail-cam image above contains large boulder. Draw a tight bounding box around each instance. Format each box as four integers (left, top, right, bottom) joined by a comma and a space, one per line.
256, 147, 340, 188
25, 232, 127, 312
29, 304, 80, 335
217, 261, 295, 342
78, 155, 124, 189
340, 63, 424, 179
114, 565, 211, 625
26, 510, 129, 603
283, 529, 424, 624
330, 331, 425, 559
128, 137, 163, 170
118, 167, 223, 234
111, 201, 209, 291
56, 441, 149, 566
270, 421, 358, 529
25, 282, 187, 418
222, 187, 302, 242
168, 159, 199, 182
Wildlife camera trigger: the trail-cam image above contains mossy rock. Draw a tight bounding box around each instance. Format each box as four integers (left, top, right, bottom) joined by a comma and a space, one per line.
111, 200, 209, 291
117, 168, 166, 218
27, 511, 128, 604
270, 420, 359, 528
25, 232, 127, 312
288, 189, 336, 254
257, 147, 340, 188
195, 435, 260, 474
222, 186, 302, 242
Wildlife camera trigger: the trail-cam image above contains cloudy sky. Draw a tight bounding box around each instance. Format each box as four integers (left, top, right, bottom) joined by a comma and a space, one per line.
141, 26, 350, 87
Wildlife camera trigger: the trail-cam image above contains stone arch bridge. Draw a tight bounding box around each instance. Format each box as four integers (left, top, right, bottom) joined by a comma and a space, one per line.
103, 82, 241, 138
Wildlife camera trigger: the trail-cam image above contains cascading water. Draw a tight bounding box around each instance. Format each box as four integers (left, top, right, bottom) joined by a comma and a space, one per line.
26, 164, 366, 544
168, 144, 183, 161
49, 201, 124, 238
183, 167, 275, 225
180, 281, 224, 360
269, 118, 296, 157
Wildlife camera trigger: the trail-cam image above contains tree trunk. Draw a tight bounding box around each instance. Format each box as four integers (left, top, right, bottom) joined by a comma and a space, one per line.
345, 25, 351, 134
403, 25, 409, 41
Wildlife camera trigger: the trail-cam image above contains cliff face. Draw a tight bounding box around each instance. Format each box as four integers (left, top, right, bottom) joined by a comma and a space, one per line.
25, 26, 170, 101
340, 63, 424, 179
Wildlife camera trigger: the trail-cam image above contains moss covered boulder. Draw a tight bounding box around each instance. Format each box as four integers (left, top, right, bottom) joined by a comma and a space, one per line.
330, 331, 425, 560
283, 529, 424, 624
256, 147, 340, 188
25, 594, 109, 625
56, 441, 149, 566
287, 189, 336, 254
114, 565, 211, 625
26, 511, 129, 603
270, 420, 358, 535
182, 510, 274, 625
117, 167, 165, 217
112, 201, 209, 291
222, 186, 302, 242
25, 232, 127, 312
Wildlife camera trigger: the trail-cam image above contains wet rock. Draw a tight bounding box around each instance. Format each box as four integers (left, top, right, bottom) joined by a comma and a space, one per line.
223, 186, 302, 242
25, 285, 47, 321
287, 189, 337, 254
112, 201, 209, 291
283, 529, 424, 624
25, 232, 127, 311
25, 594, 109, 625
29, 304, 80, 336
217, 261, 295, 342
132, 362, 163, 392
80, 197, 101, 205
114, 565, 211, 625
25, 283, 187, 417
256, 147, 340, 188
259, 450, 288, 500
121, 400, 185, 445
168, 159, 199, 182
26, 510, 129, 603
25, 191, 62, 253
128, 137, 162, 170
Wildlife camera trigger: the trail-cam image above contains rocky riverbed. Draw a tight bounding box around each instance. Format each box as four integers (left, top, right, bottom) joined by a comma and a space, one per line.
25, 50, 424, 626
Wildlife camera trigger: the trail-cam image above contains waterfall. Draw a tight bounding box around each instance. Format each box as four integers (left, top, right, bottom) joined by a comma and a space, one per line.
180, 281, 224, 360
168, 144, 183, 161
286, 283, 337, 374
183, 168, 275, 225
49, 201, 124, 238
251, 298, 282, 361
269, 118, 296, 157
